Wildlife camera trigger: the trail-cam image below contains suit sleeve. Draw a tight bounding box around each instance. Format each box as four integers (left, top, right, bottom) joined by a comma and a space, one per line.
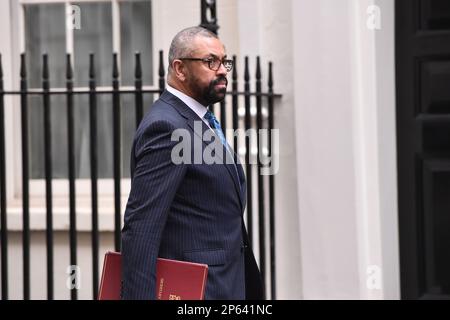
121, 120, 187, 299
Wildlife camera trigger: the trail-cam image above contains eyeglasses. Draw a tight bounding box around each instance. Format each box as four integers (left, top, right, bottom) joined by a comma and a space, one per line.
179, 57, 234, 72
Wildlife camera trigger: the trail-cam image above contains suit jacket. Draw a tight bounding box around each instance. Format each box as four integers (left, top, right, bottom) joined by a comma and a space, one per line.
121, 90, 263, 300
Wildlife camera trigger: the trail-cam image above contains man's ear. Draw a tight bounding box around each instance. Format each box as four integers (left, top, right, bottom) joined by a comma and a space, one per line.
172, 60, 186, 82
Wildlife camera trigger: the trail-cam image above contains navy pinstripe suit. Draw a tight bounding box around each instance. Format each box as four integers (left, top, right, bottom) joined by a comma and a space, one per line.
121, 90, 263, 300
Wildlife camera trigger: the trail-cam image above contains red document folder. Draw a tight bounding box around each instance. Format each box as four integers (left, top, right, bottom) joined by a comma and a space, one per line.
98, 251, 208, 300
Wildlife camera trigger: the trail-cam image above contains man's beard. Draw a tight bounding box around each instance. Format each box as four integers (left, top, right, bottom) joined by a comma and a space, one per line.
191, 76, 228, 106
203, 76, 228, 105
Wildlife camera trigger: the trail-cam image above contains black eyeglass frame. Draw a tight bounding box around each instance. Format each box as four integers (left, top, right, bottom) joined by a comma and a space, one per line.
178, 57, 234, 72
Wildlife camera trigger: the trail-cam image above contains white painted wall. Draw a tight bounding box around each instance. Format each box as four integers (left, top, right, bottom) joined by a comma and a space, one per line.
291, 0, 399, 299
372, 0, 400, 299
292, 0, 360, 299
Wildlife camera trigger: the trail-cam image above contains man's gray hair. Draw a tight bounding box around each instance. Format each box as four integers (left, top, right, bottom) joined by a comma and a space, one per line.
168, 26, 218, 72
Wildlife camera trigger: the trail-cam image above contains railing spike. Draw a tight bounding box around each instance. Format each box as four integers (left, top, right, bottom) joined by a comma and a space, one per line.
89, 53, 95, 79
158, 50, 165, 78
66, 53, 73, 80
43, 53, 49, 80
0, 54, 3, 79
232, 55, 237, 81
113, 53, 119, 79
20, 53, 26, 79
159, 50, 165, 91
135, 52, 142, 79
268, 62, 273, 91
244, 56, 249, 82
256, 56, 261, 80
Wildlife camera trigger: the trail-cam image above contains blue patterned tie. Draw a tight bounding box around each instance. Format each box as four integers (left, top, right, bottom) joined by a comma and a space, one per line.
204, 110, 228, 149
204, 110, 241, 188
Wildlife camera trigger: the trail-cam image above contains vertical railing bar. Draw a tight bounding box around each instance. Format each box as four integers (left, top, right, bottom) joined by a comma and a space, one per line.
0, 54, 8, 300
112, 53, 122, 252
20, 53, 30, 300
158, 50, 165, 96
244, 56, 253, 247
231, 55, 238, 158
89, 53, 99, 300
209, 103, 216, 115
220, 99, 226, 132
42, 53, 54, 300
66, 53, 77, 300
135, 52, 143, 129
268, 61, 276, 300
255, 56, 266, 297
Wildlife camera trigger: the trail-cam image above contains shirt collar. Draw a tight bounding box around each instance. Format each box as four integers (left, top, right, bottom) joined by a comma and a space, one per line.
166, 84, 208, 120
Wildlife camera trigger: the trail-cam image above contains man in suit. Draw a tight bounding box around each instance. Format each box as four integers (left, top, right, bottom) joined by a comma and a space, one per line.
121, 26, 263, 300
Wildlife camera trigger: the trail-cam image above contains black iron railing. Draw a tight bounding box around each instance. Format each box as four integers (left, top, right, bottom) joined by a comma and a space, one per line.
0, 50, 280, 300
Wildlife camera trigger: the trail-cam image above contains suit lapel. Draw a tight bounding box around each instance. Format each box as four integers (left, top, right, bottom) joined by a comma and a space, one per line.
235, 157, 247, 210
186, 115, 246, 213
160, 91, 246, 211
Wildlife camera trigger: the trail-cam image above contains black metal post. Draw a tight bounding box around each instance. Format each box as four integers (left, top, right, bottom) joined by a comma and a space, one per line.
89, 53, 99, 300
255, 56, 266, 297
42, 54, 54, 300
0, 54, 8, 300
220, 100, 226, 133
112, 53, 122, 252
267, 62, 276, 300
66, 53, 77, 300
158, 50, 165, 95
20, 53, 30, 300
232, 55, 239, 158
244, 57, 253, 247
135, 52, 143, 128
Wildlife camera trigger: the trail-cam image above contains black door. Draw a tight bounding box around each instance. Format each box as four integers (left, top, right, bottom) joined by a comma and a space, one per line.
396, 0, 450, 299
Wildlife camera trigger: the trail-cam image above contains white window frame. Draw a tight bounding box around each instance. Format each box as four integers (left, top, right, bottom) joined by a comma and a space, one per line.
4, 0, 164, 230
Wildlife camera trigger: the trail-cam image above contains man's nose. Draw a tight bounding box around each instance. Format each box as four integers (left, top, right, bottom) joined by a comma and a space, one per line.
217, 62, 228, 75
